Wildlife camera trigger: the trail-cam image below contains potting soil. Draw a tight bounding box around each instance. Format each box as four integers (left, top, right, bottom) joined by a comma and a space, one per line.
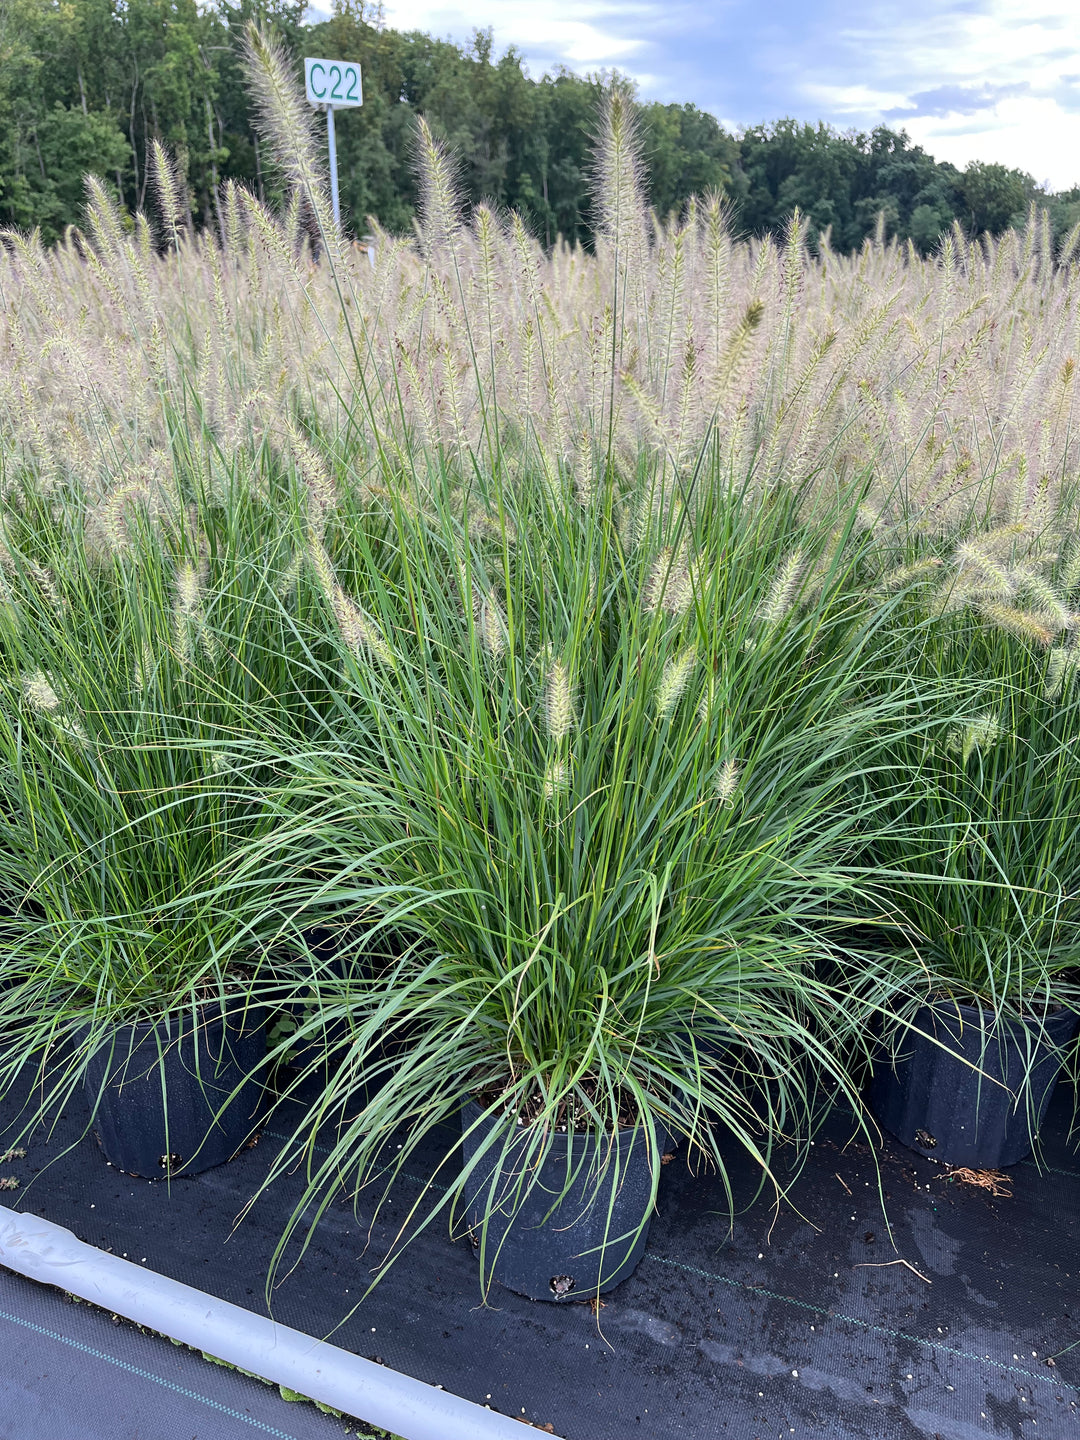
0, 1076, 1077, 1440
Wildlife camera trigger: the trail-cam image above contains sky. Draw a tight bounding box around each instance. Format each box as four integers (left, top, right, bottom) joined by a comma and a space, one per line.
360, 0, 1080, 191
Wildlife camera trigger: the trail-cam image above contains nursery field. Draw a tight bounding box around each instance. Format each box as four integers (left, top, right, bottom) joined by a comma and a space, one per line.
2, 27, 1080, 1440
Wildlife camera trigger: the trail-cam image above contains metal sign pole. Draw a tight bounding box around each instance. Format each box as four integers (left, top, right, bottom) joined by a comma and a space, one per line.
326, 104, 341, 230
304, 56, 361, 232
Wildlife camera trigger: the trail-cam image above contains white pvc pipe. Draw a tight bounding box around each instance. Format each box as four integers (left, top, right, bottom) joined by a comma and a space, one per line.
0, 1205, 553, 1440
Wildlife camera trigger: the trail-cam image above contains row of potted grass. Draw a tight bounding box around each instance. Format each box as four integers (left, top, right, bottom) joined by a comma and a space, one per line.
0, 445, 1076, 1307
1, 29, 1077, 1305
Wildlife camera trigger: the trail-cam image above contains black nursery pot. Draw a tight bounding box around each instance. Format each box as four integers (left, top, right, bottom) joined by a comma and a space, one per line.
280, 927, 351, 1086
871, 999, 1078, 1169
460, 1100, 658, 1303
82, 1004, 267, 1179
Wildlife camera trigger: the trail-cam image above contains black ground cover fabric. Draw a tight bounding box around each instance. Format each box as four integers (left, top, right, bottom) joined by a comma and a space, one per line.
0, 1075, 1078, 1440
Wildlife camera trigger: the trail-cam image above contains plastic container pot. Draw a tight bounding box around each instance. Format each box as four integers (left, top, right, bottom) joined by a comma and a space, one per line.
82, 1004, 267, 1178
871, 999, 1078, 1168
278, 924, 381, 1082
459, 1100, 659, 1302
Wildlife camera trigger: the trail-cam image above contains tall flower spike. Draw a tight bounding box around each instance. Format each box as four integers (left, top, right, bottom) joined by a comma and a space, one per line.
285, 421, 337, 538
977, 603, 1055, 648
415, 116, 461, 257
333, 588, 396, 668
657, 647, 697, 720
175, 562, 203, 617
644, 546, 694, 617
879, 558, 944, 592
243, 23, 339, 250
480, 590, 507, 660
542, 757, 570, 802
757, 551, 805, 627
276, 551, 303, 603
23, 670, 60, 714
544, 660, 574, 741
1045, 649, 1069, 701
150, 140, 187, 252
697, 676, 719, 725
593, 87, 648, 283
305, 534, 339, 602
135, 643, 155, 699
714, 760, 741, 806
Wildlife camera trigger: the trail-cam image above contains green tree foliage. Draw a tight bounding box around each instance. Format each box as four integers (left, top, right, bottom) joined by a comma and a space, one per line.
0, 0, 1070, 254
735, 121, 973, 253
958, 160, 1038, 237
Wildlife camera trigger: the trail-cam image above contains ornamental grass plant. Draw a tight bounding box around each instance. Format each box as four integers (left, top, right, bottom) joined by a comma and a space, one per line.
857, 583, 1080, 1122
0, 476, 334, 1150
869, 629, 1080, 1018
244, 452, 946, 1297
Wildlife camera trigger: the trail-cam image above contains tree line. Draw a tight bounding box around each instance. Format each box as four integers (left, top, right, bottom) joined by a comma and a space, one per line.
3, 0, 1078, 252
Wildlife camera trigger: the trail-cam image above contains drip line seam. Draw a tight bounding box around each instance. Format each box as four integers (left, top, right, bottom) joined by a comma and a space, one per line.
644, 1254, 1077, 1393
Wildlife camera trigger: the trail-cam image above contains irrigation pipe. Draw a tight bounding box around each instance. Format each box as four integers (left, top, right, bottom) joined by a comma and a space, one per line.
0, 1205, 554, 1440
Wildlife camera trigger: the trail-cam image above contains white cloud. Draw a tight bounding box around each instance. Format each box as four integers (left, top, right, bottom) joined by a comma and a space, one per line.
366, 0, 1080, 188
823, 0, 1080, 185
799, 83, 915, 115
382, 1, 661, 67
905, 97, 1080, 188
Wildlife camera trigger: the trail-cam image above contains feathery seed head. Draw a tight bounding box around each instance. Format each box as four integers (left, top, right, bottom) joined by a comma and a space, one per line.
480, 591, 507, 659
1060, 537, 1080, 596
977, 602, 1055, 648
947, 711, 1003, 765
757, 550, 806, 627
644, 545, 694, 616
334, 588, 395, 667
150, 141, 187, 251
175, 562, 203, 616
82, 175, 126, 261
879, 558, 945, 592
97, 481, 153, 558
542, 757, 570, 803
1045, 648, 1069, 700
23, 670, 60, 714
135, 643, 155, 698
593, 87, 648, 266
243, 24, 336, 240
544, 659, 574, 741
657, 646, 697, 720
415, 116, 462, 256
714, 759, 741, 806
697, 676, 721, 725
953, 542, 1017, 594
618, 500, 646, 555
1010, 567, 1070, 632
276, 551, 303, 602
305, 534, 338, 602
285, 422, 337, 536
1044, 646, 1080, 701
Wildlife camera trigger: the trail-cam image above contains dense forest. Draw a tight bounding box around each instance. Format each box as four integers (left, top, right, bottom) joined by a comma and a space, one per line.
3, 0, 1078, 251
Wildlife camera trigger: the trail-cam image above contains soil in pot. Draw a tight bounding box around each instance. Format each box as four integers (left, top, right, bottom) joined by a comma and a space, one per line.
82, 1004, 267, 1178
871, 999, 1078, 1169
459, 1099, 660, 1302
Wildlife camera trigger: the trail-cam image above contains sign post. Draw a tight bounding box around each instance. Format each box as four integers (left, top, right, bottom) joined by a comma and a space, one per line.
304, 57, 363, 230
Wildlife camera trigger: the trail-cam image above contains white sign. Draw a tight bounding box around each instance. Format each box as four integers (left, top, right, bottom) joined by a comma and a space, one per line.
304, 57, 363, 109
